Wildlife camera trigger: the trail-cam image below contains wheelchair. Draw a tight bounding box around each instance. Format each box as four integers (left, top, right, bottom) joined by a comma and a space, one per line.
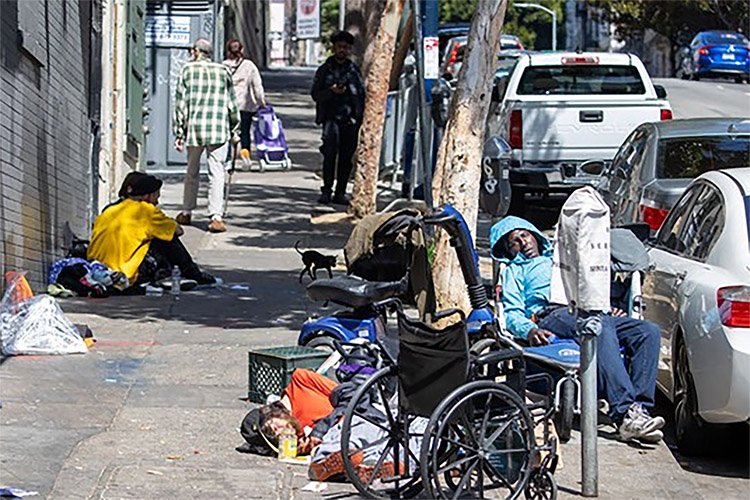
335, 298, 558, 500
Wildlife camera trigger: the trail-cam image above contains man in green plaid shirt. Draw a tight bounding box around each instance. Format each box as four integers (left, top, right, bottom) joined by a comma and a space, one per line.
173, 38, 240, 233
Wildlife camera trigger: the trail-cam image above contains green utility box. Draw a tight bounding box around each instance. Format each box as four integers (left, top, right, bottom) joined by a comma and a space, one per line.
247, 346, 329, 403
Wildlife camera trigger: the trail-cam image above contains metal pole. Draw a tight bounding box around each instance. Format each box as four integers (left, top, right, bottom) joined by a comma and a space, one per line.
514, 3, 556, 51
579, 314, 600, 497
339, 0, 346, 31
551, 9, 557, 51
411, 0, 433, 208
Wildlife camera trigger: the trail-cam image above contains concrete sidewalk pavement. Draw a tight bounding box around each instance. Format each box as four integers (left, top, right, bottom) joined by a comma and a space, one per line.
0, 67, 745, 500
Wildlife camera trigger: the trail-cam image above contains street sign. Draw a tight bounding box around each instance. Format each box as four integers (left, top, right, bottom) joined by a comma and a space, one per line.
296, 0, 320, 39
423, 36, 439, 79
145, 15, 191, 47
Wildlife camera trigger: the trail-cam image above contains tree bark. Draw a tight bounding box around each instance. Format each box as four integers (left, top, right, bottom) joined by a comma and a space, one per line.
349, 0, 406, 219
389, 13, 415, 91
360, 0, 388, 81
431, 0, 509, 314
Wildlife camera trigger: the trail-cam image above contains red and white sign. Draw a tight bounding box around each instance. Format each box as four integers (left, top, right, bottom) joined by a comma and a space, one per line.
296, 0, 320, 39
423, 36, 440, 79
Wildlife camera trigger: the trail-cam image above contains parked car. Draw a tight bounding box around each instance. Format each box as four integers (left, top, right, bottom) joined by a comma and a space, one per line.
441, 35, 524, 78
486, 52, 672, 213
679, 31, 750, 83
586, 118, 750, 230
641, 168, 750, 455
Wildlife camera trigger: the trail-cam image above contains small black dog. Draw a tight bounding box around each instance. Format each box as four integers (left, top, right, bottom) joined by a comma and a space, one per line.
295, 240, 336, 283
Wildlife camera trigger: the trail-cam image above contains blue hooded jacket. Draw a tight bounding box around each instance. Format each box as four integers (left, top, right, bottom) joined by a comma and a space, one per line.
489, 216, 554, 340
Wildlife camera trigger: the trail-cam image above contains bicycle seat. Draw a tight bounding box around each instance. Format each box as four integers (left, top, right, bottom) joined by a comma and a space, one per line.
306, 275, 408, 308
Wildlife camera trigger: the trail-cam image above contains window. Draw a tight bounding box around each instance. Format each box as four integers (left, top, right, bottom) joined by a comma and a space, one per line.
704, 33, 749, 45
681, 185, 724, 261
657, 136, 750, 179
517, 65, 646, 95
656, 185, 703, 254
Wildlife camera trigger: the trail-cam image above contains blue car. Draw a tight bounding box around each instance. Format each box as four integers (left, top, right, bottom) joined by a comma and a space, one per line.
684, 31, 750, 83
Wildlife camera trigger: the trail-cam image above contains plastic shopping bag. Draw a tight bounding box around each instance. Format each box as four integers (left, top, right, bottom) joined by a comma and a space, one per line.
1, 273, 87, 355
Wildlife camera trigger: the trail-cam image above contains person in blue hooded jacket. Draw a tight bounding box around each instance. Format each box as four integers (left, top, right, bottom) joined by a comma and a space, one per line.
490, 216, 664, 443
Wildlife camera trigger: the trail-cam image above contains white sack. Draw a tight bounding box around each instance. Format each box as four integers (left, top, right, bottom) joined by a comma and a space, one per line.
550, 186, 611, 311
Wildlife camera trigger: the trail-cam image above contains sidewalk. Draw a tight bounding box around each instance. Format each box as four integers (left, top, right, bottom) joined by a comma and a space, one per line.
0, 68, 742, 500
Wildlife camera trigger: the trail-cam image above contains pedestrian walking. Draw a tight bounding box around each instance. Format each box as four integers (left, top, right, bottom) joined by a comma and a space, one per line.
173, 38, 240, 233
311, 31, 365, 205
223, 38, 266, 168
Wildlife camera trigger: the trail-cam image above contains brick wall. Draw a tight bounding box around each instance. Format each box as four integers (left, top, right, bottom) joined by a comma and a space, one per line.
0, 0, 96, 292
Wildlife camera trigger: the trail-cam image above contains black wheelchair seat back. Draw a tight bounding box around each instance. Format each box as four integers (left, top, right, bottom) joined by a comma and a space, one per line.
397, 310, 469, 417
306, 275, 408, 308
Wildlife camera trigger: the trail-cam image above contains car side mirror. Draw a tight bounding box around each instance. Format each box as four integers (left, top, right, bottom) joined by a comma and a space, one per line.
580, 159, 605, 176
654, 85, 667, 99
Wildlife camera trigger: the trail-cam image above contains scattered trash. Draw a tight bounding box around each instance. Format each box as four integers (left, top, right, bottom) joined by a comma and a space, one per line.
104, 378, 117, 383
145, 285, 163, 297
146, 470, 163, 476
230, 284, 250, 291
1, 273, 88, 356
301, 481, 327, 492
0, 487, 39, 497
279, 455, 311, 466
165, 455, 182, 461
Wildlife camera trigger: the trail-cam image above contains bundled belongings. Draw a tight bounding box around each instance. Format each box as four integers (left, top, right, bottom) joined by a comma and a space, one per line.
48, 258, 128, 298
344, 208, 435, 319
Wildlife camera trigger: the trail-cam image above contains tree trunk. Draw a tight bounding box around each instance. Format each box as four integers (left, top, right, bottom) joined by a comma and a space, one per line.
389, 13, 415, 91
349, 0, 406, 219
361, 0, 388, 81
431, 0, 509, 314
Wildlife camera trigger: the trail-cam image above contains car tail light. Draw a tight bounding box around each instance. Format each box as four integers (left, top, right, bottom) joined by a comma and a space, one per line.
447, 45, 460, 65
717, 286, 750, 327
561, 56, 600, 65
698, 45, 714, 56
509, 110, 522, 149
640, 204, 669, 230
661, 109, 673, 121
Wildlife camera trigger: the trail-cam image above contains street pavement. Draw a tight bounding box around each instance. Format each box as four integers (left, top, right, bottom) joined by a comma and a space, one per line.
655, 77, 750, 119
0, 67, 748, 500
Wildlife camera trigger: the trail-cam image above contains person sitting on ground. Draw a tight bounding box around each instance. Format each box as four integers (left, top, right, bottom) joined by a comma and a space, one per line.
101, 171, 148, 213
87, 174, 217, 292
490, 216, 664, 443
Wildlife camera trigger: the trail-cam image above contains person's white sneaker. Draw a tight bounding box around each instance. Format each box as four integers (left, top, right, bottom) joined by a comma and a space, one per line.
618, 403, 665, 441
637, 429, 664, 443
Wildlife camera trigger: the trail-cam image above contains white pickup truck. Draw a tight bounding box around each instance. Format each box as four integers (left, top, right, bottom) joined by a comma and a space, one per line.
487, 52, 672, 208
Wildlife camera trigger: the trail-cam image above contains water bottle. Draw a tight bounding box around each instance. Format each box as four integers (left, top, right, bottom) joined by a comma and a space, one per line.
170, 266, 181, 297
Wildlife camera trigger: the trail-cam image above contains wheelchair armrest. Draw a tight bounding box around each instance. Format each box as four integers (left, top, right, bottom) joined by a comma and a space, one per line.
474, 347, 523, 366
432, 307, 466, 322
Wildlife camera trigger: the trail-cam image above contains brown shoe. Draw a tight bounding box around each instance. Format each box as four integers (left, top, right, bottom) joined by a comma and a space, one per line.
208, 219, 227, 233
175, 213, 191, 225
309, 450, 363, 482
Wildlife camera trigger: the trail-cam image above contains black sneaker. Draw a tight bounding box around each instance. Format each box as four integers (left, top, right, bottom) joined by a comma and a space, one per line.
332, 194, 349, 206
318, 192, 332, 204
185, 272, 217, 286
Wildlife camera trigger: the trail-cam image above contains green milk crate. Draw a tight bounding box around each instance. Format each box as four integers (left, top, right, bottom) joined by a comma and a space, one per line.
247, 346, 329, 403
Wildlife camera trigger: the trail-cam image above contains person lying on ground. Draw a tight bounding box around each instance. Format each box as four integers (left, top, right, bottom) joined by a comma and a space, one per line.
238, 368, 339, 456
490, 216, 664, 443
87, 174, 217, 292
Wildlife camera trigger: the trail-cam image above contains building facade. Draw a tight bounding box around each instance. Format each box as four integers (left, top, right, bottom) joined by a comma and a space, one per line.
0, 0, 102, 291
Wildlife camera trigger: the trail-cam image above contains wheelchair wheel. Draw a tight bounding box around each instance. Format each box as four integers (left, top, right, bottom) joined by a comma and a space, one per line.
421, 380, 535, 500
555, 378, 575, 444
524, 469, 557, 500
340, 366, 422, 499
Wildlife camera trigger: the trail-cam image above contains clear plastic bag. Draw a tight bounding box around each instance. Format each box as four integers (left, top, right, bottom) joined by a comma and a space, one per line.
1, 273, 87, 355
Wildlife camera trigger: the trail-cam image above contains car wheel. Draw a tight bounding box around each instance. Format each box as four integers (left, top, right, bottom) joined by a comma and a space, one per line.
673, 336, 708, 456
735, 76, 745, 84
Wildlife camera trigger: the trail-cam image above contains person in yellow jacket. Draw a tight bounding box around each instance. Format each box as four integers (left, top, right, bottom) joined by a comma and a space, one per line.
87, 174, 216, 292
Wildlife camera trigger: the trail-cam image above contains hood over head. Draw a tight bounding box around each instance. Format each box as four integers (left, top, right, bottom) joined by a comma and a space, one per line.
489, 216, 552, 263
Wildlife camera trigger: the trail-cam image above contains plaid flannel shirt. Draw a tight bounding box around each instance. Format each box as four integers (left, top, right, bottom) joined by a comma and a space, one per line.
173, 57, 240, 147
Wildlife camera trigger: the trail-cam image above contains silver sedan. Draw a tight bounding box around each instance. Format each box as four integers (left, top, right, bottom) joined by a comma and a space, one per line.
642, 167, 750, 455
